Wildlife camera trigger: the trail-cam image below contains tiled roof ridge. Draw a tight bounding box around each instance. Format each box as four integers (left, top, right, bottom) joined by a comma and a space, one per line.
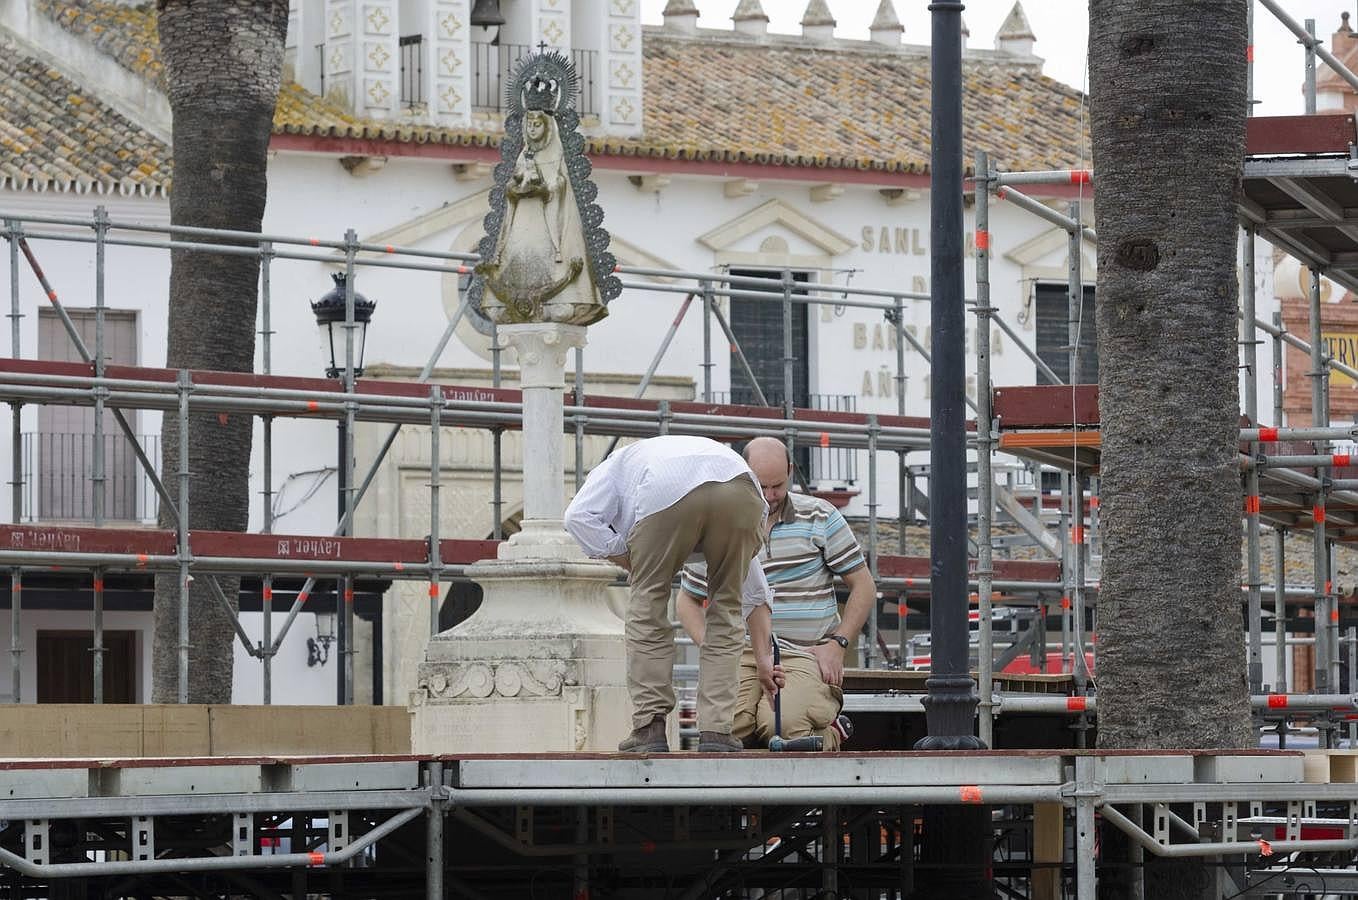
642, 29, 1064, 81
639, 26, 1043, 69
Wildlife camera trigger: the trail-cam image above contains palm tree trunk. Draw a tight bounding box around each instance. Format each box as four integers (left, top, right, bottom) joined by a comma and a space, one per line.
1089, 2, 1253, 896
151, 0, 288, 703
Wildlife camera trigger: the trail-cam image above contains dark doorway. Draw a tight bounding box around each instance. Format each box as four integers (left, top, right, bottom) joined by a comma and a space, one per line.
36, 630, 137, 703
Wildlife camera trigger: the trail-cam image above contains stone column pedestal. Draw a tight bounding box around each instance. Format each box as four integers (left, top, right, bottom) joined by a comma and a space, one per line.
410, 323, 629, 753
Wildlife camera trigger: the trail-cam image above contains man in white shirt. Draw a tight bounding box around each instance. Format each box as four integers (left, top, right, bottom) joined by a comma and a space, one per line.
564, 435, 777, 752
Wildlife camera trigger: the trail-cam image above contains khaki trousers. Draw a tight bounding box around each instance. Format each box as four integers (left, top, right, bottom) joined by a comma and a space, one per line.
732, 646, 844, 750
626, 475, 764, 733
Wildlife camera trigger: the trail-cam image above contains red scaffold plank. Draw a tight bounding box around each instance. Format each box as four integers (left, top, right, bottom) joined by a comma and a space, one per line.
1246, 114, 1357, 156
0, 524, 176, 556
992, 385, 1100, 429
0, 523, 1071, 587
0, 358, 944, 433
192, 531, 432, 563
438, 539, 504, 565
876, 555, 1061, 584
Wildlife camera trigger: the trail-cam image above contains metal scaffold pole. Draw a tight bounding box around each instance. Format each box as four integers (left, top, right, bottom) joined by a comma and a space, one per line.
1309, 268, 1331, 704
260, 240, 274, 706
781, 268, 795, 475
701, 279, 713, 403
1059, 473, 1073, 669
426, 761, 444, 900
866, 414, 879, 669
92, 207, 107, 703
341, 228, 358, 706
429, 385, 443, 644
176, 369, 191, 704
7, 217, 20, 704
573, 347, 584, 490
1243, 226, 1264, 695
974, 151, 996, 747
894, 294, 907, 565
491, 323, 503, 541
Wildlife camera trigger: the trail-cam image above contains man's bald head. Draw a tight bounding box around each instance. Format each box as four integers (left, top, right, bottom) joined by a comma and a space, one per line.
744, 437, 792, 512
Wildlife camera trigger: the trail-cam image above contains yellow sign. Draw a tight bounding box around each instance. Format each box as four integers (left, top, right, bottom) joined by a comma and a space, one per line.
1324, 332, 1358, 387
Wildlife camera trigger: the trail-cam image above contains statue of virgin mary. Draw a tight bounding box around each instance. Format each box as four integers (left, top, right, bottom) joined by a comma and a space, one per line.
472, 50, 620, 326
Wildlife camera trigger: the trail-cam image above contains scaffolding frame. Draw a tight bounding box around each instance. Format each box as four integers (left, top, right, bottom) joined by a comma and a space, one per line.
0, 749, 1347, 899
2, 205, 1079, 708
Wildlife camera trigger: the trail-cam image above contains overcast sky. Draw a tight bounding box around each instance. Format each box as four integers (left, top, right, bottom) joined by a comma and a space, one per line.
638, 1, 1356, 117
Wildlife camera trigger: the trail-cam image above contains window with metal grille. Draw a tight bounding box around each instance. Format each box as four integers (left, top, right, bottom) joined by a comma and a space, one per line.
32, 309, 154, 522
726, 269, 813, 486
399, 34, 424, 109
1034, 283, 1098, 385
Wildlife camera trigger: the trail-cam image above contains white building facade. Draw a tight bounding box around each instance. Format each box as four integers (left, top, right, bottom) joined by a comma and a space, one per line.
0, 0, 1150, 705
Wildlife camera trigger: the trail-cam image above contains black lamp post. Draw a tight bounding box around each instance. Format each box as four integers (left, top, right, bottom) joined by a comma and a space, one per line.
311, 273, 376, 379
311, 272, 376, 705
907, 5, 990, 897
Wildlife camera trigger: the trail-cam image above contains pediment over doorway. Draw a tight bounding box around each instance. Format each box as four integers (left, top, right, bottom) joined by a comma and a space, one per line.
1003, 220, 1096, 278
697, 198, 854, 256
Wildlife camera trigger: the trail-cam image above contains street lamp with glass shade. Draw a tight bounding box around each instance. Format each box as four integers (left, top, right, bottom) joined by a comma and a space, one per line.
310, 271, 376, 705
311, 272, 376, 379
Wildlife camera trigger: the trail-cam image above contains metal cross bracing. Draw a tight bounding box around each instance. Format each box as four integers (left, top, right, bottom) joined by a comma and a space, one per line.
0, 750, 1354, 898
0, 205, 1077, 713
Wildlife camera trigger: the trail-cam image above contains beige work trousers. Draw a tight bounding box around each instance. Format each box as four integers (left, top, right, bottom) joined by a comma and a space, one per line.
732, 646, 844, 750
626, 475, 765, 733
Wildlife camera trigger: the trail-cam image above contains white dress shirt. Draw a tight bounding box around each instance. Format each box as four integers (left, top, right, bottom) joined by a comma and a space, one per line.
564, 436, 772, 618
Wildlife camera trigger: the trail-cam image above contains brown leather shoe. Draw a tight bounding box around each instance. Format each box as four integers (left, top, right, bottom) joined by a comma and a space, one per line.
698, 731, 742, 752
618, 716, 668, 753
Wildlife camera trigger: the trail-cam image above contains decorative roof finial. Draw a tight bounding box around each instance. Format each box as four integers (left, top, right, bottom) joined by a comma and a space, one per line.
996, 1, 1037, 56
662, 0, 699, 35
732, 0, 769, 37
801, 0, 836, 41
869, 0, 903, 47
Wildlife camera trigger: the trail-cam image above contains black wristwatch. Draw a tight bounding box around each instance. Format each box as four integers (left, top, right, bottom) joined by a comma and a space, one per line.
827, 633, 849, 649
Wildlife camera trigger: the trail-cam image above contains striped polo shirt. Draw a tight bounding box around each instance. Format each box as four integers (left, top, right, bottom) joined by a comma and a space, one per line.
681, 492, 866, 649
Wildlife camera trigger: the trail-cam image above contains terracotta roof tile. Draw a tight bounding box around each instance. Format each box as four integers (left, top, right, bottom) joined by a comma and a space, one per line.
0, 31, 170, 195
35, 0, 164, 88
20, 1, 1089, 184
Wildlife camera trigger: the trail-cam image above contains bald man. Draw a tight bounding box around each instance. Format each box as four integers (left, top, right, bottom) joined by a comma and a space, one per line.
676, 437, 876, 750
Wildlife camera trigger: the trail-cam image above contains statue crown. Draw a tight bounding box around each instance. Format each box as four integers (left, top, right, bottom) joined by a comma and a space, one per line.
508, 49, 578, 116
522, 75, 560, 113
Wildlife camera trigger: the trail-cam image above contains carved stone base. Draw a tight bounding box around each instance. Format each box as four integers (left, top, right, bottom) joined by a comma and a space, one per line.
409, 557, 629, 753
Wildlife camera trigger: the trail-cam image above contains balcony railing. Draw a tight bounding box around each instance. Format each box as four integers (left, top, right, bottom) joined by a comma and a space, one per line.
22, 432, 160, 524
470, 42, 598, 117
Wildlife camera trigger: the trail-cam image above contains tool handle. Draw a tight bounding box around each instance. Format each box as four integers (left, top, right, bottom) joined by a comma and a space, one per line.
772, 634, 782, 740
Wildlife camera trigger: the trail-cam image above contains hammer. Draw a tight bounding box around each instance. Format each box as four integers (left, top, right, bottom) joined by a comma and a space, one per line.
767, 637, 824, 752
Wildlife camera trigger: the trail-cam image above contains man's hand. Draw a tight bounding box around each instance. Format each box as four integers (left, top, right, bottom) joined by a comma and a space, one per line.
812, 640, 844, 687
606, 553, 631, 572
756, 657, 785, 704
